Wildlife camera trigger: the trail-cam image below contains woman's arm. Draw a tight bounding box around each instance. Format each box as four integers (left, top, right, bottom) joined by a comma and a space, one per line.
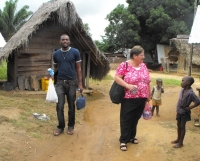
114, 75, 136, 91
147, 84, 151, 102
151, 86, 154, 99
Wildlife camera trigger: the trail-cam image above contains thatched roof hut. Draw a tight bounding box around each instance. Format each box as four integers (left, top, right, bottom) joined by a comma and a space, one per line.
170, 37, 200, 66
0, 0, 110, 89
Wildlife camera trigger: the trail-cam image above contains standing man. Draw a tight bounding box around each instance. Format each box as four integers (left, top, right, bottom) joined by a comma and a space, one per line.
53, 34, 83, 136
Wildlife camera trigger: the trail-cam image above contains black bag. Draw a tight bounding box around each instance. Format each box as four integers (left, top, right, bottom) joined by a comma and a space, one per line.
109, 81, 125, 104
109, 62, 128, 104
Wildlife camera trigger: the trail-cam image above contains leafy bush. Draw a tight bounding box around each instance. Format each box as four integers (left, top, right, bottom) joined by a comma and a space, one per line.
0, 60, 7, 80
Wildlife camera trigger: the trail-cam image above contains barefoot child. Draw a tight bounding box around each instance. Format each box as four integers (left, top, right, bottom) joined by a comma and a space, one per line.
171, 76, 200, 148
151, 78, 164, 116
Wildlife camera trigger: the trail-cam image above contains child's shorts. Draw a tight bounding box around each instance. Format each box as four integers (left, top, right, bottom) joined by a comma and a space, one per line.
176, 113, 191, 122
152, 98, 162, 106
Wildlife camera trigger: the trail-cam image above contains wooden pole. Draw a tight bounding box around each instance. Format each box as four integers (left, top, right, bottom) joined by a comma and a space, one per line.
166, 57, 170, 73
14, 51, 18, 88
82, 52, 86, 88
188, 44, 193, 76
71, 29, 87, 50
86, 52, 90, 89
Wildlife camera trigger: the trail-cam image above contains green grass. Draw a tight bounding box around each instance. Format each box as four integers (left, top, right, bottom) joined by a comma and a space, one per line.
151, 78, 181, 86
103, 74, 113, 80
0, 60, 7, 80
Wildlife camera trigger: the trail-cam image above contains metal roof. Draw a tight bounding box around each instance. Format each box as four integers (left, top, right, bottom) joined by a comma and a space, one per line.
188, 5, 200, 44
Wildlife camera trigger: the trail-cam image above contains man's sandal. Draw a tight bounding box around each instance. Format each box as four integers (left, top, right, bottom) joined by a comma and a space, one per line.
67, 128, 74, 135
53, 128, 63, 136
120, 143, 127, 151
130, 138, 139, 144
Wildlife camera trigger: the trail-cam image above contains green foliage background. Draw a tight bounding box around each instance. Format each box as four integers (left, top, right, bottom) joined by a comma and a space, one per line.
0, 60, 7, 80
96, 0, 194, 54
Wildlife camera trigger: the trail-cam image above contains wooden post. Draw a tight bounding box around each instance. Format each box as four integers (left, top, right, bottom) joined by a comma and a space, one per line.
82, 52, 86, 88
14, 51, 18, 88
86, 52, 90, 89
188, 44, 193, 76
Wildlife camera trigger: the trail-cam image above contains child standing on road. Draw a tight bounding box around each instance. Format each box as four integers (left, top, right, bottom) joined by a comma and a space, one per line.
171, 76, 200, 148
151, 78, 164, 117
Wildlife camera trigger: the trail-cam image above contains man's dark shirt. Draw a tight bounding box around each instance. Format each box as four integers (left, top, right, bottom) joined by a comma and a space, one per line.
53, 47, 81, 80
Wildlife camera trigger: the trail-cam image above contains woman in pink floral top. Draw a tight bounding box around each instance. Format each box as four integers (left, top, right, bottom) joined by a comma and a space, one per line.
115, 46, 151, 151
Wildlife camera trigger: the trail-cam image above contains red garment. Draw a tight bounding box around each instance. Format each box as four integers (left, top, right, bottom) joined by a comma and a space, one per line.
116, 62, 151, 98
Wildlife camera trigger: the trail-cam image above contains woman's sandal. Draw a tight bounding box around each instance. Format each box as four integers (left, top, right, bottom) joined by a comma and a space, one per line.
130, 138, 139, 144
120, 143, 127, 151
53, 128, 63, 136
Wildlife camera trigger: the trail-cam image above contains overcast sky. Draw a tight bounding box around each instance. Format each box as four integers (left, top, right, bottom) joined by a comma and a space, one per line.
0, 0, 128, 41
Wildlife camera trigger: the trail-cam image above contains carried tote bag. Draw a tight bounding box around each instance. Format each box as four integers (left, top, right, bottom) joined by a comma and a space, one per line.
109, 62, 128, 104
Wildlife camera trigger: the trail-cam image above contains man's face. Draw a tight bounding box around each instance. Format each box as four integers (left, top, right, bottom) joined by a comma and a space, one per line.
60, 35, 70, 48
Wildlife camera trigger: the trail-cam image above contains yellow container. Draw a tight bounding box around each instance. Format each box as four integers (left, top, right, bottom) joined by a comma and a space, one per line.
41, 78, 45, 91
44, 78, 54, 92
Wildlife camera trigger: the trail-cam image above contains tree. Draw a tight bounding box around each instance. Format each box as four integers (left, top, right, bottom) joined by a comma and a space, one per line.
103, 0, 193, 53
94, 36, 113, 52
126, 0, 193, 51
104, 4, 141, 52
0, 0, 33, 41
83, 23, 92, 37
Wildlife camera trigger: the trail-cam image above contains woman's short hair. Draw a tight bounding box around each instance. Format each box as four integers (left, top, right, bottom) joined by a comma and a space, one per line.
130, 45, 144, 58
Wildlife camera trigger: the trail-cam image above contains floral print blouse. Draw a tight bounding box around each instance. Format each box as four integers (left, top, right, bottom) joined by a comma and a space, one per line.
116, 62, 151, 99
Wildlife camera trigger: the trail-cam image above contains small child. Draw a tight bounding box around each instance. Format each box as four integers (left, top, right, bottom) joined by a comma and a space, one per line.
171, 76, 200, 148
151, 78, 164, 117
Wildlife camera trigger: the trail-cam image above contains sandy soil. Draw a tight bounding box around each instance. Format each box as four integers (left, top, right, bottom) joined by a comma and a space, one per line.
1, 71, 200, 161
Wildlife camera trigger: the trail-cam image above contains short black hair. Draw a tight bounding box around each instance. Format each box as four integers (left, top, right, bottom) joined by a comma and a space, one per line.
156, 78, 162, 83
130, 45, 144, 59
186, 76, 194, 85
60, 34, 70, 40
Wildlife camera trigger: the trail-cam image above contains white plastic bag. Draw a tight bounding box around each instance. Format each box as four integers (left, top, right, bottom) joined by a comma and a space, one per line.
46, 78, 58, 103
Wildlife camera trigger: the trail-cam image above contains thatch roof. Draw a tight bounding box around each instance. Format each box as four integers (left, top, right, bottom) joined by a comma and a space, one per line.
0, 0, 109, 80
170, 37, 200, 65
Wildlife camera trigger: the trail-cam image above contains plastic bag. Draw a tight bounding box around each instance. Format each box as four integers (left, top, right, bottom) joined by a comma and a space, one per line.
46, 78, 58, 103
142, 102, 152, 120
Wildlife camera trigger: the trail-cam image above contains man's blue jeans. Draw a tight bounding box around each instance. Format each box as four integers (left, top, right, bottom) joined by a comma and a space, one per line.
55, 81, 77, 130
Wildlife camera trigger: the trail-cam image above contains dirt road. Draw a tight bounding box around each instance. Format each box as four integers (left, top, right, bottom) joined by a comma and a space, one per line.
1, 72, 200, 161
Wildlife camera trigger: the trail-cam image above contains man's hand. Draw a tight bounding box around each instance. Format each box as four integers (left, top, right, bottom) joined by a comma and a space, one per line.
78, 84, 83, 93
185, 107, 191, 110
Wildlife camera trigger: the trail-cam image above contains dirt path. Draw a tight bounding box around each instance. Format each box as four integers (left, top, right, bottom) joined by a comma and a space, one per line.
32, 72, 200, 161
1, 72, 200, 161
